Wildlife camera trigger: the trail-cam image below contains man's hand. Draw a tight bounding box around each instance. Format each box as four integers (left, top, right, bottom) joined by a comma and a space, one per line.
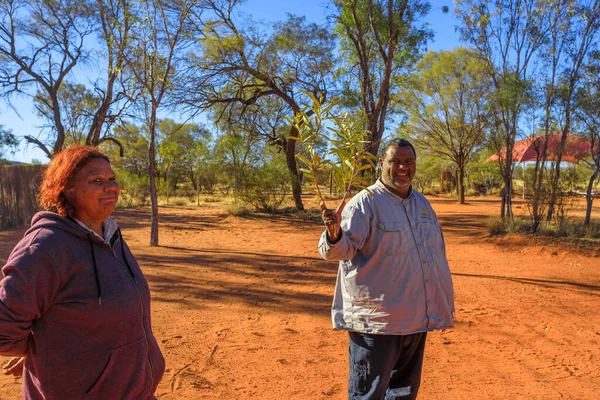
320, 201, 346, 242
2, 356, 24, 377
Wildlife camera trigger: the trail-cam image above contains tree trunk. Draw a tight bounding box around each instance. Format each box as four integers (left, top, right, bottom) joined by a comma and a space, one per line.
366, 132, 382, 164
530, 156, 545, 232
458, 164, 465, 204
546, 129, 570, 222
51, 93, 66, 155
501, 178, 514, 219
455, 174, 459, 197
501, 187, 506, 219
584, 168, 598, 227
166, 174, 169, 206
148, 112, 159, 247
286, 126, 304, 211
505, 179, 513, 219
87, 74, 115, 146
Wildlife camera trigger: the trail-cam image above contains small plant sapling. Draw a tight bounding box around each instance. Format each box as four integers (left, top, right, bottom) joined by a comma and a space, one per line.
291, 92, 377, 238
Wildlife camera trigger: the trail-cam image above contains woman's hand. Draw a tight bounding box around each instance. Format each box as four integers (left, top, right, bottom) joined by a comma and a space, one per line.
2, 356, 24, 377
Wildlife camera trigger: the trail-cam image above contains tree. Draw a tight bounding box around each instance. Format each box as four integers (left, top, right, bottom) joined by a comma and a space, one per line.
33, 82, 101, 146
456, 0, 548, 218
0, 0, 95, 158
333, 0, 434, 158
0, 124, 18, 159
527, 0, 571, 232
0, 0, 133, 158
102, 122, 150, 205
86, 0, 134, 148
126, 0, 195, 246
179, 125, 211, 204
213, 108, 265, 197
111, 123, 149, 175
157, 119, 211, 204
546, 0, 600, 222
402, 48, 492, 203
179, 0, 335, 210
575, 54, 600, 227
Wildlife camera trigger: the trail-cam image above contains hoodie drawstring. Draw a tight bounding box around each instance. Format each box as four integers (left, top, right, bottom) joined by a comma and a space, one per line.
87, 229, 137, 306
87, 234, 102, 305
117, 228, 137, 283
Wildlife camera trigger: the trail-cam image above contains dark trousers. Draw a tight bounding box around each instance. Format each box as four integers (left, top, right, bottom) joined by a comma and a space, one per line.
347, 331, 427, 400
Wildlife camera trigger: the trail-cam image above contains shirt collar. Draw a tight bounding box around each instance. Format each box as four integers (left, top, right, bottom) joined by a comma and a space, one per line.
375, 179, 413, 200
73, 217, 119, 244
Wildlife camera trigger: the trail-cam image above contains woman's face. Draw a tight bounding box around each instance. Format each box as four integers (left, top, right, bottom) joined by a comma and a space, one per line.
66, 158, 121, 224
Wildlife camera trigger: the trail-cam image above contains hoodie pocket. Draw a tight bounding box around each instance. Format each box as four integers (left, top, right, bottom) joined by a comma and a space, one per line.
85, 336, 152, 400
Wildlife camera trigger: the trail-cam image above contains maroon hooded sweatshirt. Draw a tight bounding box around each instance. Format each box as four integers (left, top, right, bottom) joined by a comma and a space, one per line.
0, 211, 165, 399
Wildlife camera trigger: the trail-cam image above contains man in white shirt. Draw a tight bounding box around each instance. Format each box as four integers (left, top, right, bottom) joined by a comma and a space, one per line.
319, 138, 454, 400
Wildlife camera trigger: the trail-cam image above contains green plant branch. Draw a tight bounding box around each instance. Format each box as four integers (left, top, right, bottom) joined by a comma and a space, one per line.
290, 91, 376, 211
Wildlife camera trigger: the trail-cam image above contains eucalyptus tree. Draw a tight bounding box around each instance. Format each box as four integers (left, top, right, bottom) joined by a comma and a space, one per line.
0, 124, 18, 160
0, 0, 95, 158
575, 55, 600, 227
156, 119, 211, 203
213, 114, 265, 197
456, 0, 547, 218
102, 122, 150, 205
86, 0, 135, 149
168, 122, 211, 203
33, 83, 101, 146
333, 0, 435, 159
546, 0, 600, 222
211, 101, 295, 212
178, 0, 335, 210
125, 0, 196, 246
109, 122, 149, 178
402, 48, 492, 204
0, 0, 136, 158
156, 119, 187, 203
528, 0, 572, 232
211, 98, 278, 193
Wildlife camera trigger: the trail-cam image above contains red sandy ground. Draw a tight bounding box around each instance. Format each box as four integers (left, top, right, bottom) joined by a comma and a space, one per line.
1, 196, 599, 399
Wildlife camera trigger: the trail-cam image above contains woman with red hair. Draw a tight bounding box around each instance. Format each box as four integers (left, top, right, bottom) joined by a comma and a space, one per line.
0, 145, 165, 399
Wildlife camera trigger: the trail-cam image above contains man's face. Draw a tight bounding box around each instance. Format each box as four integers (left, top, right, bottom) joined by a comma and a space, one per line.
379, 145, 416, 198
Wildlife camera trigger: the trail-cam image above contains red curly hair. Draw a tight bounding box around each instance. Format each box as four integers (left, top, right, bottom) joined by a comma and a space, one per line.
39, 145, 110, 217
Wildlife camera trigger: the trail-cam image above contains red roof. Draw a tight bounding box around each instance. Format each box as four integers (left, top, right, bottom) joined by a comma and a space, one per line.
485, 134, 596, 164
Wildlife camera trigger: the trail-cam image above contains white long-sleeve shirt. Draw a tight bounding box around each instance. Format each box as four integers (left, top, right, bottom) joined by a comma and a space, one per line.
319, 179, 454, 335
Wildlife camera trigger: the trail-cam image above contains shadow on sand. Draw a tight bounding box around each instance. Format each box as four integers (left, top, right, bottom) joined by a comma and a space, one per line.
137, 245, 336, 317
453, 272, 600, 295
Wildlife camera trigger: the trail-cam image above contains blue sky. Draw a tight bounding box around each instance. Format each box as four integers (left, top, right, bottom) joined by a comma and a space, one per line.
1, 0, 460, 163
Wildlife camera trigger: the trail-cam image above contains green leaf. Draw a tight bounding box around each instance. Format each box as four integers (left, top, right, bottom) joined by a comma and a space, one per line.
296, 154, 311, 166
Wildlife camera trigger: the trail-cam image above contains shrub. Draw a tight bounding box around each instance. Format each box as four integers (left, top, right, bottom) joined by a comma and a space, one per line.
554, 221, 600, 239
167, 197, 190, 207
508, 217, 530, 234
468, 158, 503, 196
553, 193, 575, 225
227, 202, 250, 216
116, 170, 148, 208
412, 155, 442, 194
537, 221, 560, 237
584, 223, 600, 239
202, 196, 222, 203
487, 217, 508, 235
238, 156, 292, 213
